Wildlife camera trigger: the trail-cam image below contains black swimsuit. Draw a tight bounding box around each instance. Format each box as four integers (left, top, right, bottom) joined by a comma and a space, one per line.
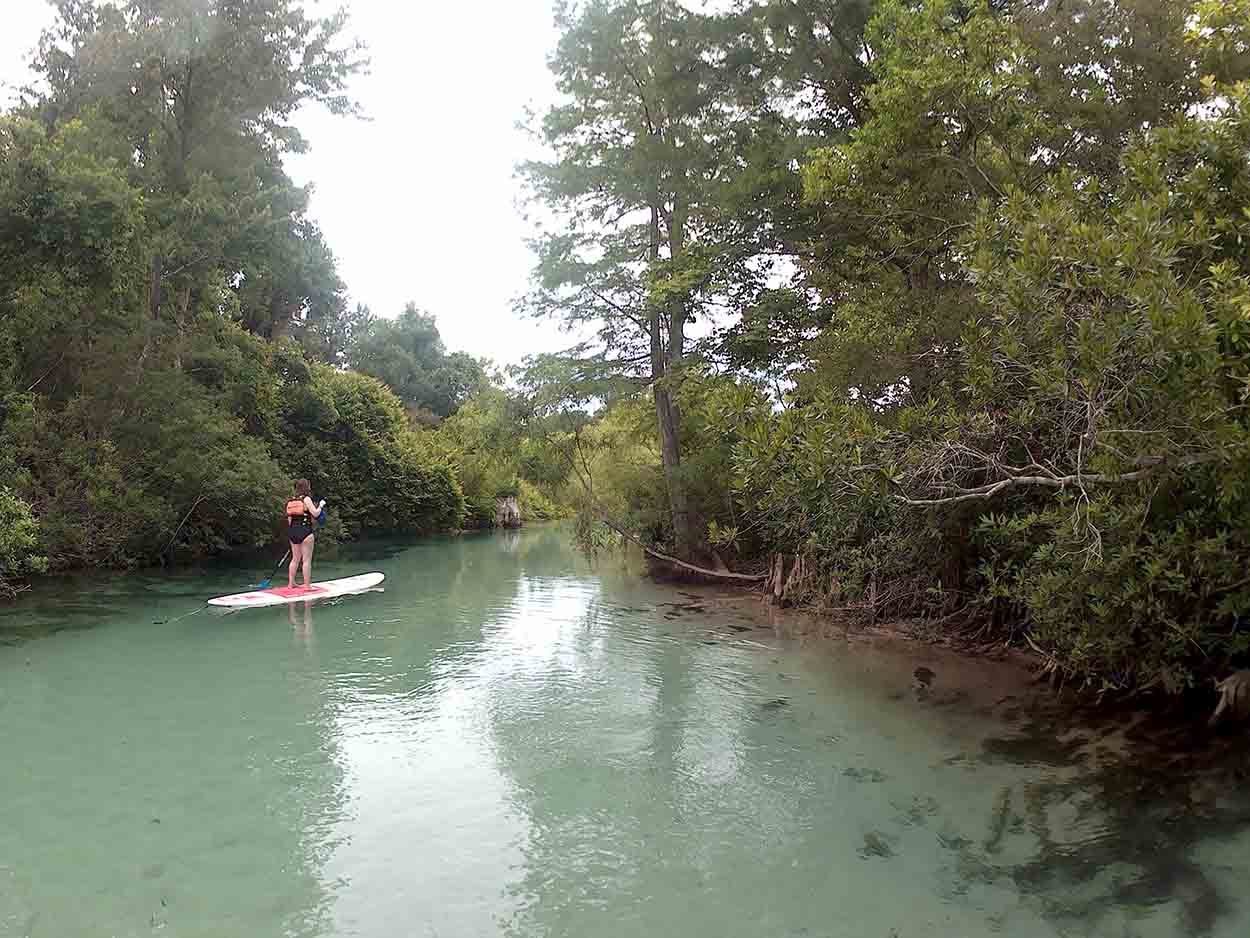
288, 502, 314, 545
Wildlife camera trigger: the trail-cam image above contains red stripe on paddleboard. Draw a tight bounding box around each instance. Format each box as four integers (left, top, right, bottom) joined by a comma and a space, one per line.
267, 585, 328, 598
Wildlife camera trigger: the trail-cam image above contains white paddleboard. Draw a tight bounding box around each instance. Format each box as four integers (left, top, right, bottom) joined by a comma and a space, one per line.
208, 572, 385, 609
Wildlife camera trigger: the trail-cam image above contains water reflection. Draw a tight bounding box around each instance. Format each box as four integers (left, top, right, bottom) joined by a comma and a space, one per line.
469, 532, 1250, 938
0, 597, 347, 936
290, 598, 315, 648
3, 527, 1250, 937
315, 530, 557, 936
955, 711, 1250, 936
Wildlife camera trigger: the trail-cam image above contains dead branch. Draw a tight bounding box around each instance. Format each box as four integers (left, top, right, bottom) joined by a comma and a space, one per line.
897, 451, 1227, 507
163, 491, 207, 560
26, 347, 70, 392
597, 515, 766, 582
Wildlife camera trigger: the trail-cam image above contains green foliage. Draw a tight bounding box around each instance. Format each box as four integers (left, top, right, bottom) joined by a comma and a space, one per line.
974, 487, 1250, 694
519, 0, 851, 558
432, 385, 574, 528
724, 1, 1250, 689
272, 364, 466, 538
0, 488, 48, 596
531, 0, 1250, 693
434, 388, 522, 527
347, 304, 488, 420
27, 0, 366, 357
5, 336, 466, 569
518, 480, 565, 523
1188, 0, 1250, 86
669, 369, 775, 554
545, 369, 770, 554
569, 397, 670, 541
945, 84, 1250, 690
0, 1, 475, 588
725, 393, 953, 613
0, 114, 147, 400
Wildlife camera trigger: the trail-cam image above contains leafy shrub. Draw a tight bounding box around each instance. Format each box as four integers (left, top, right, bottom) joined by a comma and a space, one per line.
0, 487, 47, 595
273, 363, 466, 537
949, 87, 1250, 689
728, 80, 1250, 690
519, 479, 567, 522
432, 386, 572, 528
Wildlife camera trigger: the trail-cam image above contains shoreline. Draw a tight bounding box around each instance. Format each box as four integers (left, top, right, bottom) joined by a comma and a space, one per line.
658, 576, 1250, 765
9, 529, 1247, 750
0, 525, 486, 605
650, 574, 1250, 902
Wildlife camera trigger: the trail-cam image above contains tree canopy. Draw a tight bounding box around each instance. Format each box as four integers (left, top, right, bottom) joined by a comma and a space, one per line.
8, 0, 1250, 695
347, 304, 488, 421
517, 0, 1250, 691
0, 0, 469, 588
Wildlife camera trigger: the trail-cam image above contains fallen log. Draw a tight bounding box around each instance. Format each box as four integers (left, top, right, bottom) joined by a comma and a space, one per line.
596, 515, 766, 583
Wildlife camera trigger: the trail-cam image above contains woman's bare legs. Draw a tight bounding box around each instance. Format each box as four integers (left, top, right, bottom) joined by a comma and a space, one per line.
288, 541, 303, 589
302, 534, 315, 587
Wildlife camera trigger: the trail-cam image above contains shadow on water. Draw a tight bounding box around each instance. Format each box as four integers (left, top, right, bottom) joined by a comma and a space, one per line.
0, 532, 491, 647
0, 572, 169, 646
8, 522, 1250, 938
953, 701, 1250, 936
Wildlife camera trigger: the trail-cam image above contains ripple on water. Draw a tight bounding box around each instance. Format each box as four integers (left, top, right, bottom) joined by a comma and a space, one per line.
2, 530, 1250, 938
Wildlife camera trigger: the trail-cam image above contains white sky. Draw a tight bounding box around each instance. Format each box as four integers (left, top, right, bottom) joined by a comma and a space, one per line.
0, 0, 571, 367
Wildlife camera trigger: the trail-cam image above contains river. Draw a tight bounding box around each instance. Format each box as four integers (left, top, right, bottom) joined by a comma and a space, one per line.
2, 526, 1249, 937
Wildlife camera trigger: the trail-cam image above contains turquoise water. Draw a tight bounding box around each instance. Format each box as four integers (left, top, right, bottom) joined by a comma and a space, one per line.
2, 526, 1248, 937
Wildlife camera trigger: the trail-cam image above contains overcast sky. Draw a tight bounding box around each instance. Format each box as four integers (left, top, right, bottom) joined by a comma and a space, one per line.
0, 0, 572, 367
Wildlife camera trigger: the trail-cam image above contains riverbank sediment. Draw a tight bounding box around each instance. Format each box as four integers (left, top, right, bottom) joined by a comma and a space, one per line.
650, 576, 1250, 765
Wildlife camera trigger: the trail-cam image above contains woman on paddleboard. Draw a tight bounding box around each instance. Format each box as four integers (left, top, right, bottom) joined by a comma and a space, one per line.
286, 479, 324, 589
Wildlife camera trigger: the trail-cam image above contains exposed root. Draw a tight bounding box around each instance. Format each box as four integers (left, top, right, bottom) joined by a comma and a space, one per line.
1208, 670, 1250, 727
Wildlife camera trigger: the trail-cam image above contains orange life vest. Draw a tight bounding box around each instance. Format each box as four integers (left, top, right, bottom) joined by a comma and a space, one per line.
286, 498, 311, 523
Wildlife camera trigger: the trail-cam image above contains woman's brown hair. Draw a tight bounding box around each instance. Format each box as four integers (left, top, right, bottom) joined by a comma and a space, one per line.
294, 479, 311, 498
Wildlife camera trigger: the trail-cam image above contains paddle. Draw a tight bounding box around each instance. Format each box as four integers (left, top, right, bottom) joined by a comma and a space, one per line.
257, 549, 291, 590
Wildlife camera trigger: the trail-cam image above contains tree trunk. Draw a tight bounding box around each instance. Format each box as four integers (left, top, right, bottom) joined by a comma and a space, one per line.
149, 254, 163, 321
173, 283, 192, 372
134, 253, 164, 387
494, 495, 522, 529
648, 203, 695, 560
654, 382, 692, 556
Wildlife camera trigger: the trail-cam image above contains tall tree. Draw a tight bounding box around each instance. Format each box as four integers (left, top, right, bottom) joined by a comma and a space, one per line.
521, 0, 692, 556
796, 0, 1207, 407
521, 0, 870, 559
0, 1, 467, 575
348, 305, 488, 420
27, 0, 365, 363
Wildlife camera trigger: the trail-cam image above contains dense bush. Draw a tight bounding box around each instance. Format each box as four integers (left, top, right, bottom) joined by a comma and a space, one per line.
0, 487, 47, 596
950, 89, 1250, 690
721, 13, 1250, 690
0, 2, 472, 593
431, 386, 573, 529
528, 0, 1250, 693
4, 338, 465, 571
518, 480, 564, 522
273, 364, 466, 537
725, 397, 954, 615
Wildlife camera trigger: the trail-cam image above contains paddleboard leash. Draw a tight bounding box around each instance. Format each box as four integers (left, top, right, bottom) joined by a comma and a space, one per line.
153, 603, 209, 626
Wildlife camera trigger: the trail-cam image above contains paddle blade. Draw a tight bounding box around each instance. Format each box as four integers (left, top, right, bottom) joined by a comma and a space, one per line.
255, 549, 291, 590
